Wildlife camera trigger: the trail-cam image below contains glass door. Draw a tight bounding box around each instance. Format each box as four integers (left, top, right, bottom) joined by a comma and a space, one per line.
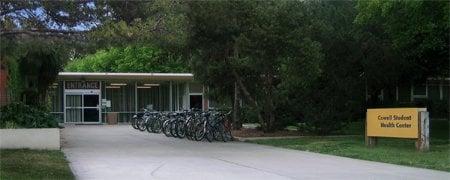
65, 93, 100, 123
65, 95, 82, 123
83, 94, 100, 123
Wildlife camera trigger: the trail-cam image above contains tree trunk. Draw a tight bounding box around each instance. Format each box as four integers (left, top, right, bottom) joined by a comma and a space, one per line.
262, 72, 275, 132
231, 69, 264, 125
233, 81, 242, 130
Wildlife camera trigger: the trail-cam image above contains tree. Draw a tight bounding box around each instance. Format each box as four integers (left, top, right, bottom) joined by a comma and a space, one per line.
187, 1, 325, 132
355, 0, 449, 106
275, 1, 365, 134
88, 0, 188, 52
65, 45, 188, 73
1, 1, 105, 105
1, 0, 101, 38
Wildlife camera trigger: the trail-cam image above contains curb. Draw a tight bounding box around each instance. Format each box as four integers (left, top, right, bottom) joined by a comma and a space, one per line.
234, 135, 361, 142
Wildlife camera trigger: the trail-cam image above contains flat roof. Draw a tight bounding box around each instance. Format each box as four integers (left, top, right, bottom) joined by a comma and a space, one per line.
57, 72, 194, 81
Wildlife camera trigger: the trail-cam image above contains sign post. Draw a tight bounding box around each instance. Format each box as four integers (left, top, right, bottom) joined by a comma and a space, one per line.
366, 108, 429, 151
416, 111, 429, 151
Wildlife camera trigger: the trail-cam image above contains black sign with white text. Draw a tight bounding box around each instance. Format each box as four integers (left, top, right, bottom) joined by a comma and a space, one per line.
65, 81, 100, 89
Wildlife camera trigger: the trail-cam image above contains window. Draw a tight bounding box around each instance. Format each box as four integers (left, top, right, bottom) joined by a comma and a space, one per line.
443, 83, 449, 100
428, 83, 441, 101
412, 84, 427, 99
397, 85, 410, 102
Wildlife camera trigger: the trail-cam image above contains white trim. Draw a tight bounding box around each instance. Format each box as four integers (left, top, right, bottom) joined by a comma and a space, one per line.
134, 82, 138, 113
64, 89, 101, 124
202, 85, 205, 110
103, 81, 106, 123
59, 72, 193, 76
81, 94, 84, 123
169, 81, 173, 111
184, 83, 189, 110
99, 82, 102, 123
63, 80, 66, 123
65, 89, 100, 94
411, 83, 428, 100
58, 72, 194, 81
395, 86, 399, 101
187, 82, 190, 109
176, 83, 180, 111
427, 77, 450, 81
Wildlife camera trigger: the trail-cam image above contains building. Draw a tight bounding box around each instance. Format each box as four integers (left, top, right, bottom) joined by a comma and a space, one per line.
48, 72, 207, 124
367, 78, 449, 119
45, 72, 449, 124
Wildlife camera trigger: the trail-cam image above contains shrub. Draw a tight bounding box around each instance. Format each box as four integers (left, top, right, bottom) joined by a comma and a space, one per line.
0, 102, 58, 129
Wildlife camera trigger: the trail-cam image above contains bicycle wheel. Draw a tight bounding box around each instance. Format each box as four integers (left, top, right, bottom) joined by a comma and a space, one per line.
176, 120, 186, 138
213, 125, 224, 142
151, 120, 162, 133
131, 117, 139, 130
162, 121, 172, 137
170, 121, 178, 138
146, 118, 153, 133
137, 118, 146, 131
205, 125, 215, 142
185, 121, 195, 140
194, 122, 205, 141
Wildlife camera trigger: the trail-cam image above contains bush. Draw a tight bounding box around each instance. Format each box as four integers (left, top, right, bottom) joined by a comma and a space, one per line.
0, 102, 58, 129
241, 106, 260, 124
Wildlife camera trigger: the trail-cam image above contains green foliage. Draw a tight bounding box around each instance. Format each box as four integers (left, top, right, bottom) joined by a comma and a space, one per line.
5, 57, 24, 102
1, 39, 69, 105
89, 0, 188, 50
1, 1, 101, 31
0, 149, 74, 179
278, 1, 364, 134
0, 102, 58, 129
65, 45, 188, 73
187, 1, 326, 132
355, 0, 449, 89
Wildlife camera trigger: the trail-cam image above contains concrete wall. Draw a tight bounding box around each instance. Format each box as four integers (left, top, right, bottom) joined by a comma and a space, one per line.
0, 128, 60, 150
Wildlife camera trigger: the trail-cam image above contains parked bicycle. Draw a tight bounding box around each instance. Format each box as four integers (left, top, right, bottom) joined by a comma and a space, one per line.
131, 108, 233, 142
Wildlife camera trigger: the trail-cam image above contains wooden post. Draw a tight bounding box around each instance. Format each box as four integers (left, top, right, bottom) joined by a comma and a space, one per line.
365, 136, 377, 148
416, 111, 430, 152
365, 117, 377, 147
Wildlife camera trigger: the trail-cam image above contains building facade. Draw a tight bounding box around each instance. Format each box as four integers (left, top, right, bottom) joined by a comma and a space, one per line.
48, 72, 207, 124
367, 78, 449, 119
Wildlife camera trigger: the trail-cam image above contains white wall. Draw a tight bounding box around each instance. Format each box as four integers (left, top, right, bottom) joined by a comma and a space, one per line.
0, 128, 60, 150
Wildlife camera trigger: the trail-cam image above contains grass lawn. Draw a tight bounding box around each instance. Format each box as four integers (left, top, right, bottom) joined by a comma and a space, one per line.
250, 136, 449, 171
249, 120, 450, 172
0, 149, 74, 180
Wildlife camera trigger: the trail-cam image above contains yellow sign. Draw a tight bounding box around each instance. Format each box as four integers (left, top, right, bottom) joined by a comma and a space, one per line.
366, 108, 419, 138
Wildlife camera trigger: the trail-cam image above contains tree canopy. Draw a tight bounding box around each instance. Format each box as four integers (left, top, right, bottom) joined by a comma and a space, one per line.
1, 0, 448, 133
65, 45, 188, 73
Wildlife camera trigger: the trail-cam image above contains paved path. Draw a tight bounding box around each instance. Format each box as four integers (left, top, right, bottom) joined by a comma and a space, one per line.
62, 125, 449, 180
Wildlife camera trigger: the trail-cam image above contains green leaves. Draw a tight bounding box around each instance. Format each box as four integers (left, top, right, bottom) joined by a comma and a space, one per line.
65, 45, 188, 73
355, 0, 449, 80
0, 102, 58, 129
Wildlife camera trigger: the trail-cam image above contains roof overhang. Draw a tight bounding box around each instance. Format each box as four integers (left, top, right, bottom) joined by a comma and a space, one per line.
57, 72, 194, 81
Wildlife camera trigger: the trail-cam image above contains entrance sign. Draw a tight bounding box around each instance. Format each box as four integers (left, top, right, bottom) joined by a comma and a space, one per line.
65, 81, 100, 89
366, 108, 429, 151
366, 108, 418, 138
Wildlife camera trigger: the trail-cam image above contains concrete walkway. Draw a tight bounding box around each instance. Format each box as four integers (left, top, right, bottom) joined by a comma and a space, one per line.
62, 125, 449, 180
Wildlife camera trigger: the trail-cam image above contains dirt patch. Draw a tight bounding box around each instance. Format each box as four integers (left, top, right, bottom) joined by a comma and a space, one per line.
232, 128, 303, 138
